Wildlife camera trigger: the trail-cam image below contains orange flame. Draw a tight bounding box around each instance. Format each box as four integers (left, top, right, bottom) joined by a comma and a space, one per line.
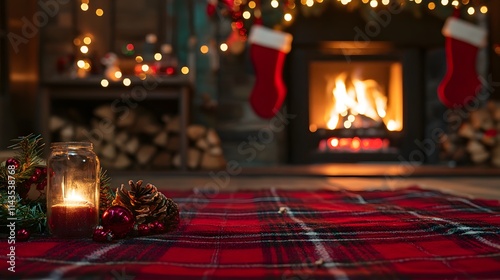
325, 69, 402, 131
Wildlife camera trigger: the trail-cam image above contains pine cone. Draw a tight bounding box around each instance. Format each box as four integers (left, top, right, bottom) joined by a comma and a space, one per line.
164, 197, 180, 232
112, 180, 179, 231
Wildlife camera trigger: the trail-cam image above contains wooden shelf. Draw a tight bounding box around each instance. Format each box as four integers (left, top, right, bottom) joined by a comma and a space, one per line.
38, 76, 192, 171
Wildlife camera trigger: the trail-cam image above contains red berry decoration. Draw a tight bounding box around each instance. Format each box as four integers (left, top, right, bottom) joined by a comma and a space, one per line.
101, 206, 134, 239
137, 223, 151, 236
151, 220, 165, 234
16, 229, 30, 242
5, 158, 20, 169
29, 174, 39, 183
92, 226, 114, 243
33, 168, 42, 177
17, 182, 31, 200
36, 179, 47, 190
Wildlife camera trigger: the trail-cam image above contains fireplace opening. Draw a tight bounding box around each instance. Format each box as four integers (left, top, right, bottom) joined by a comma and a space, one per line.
310, 59, 404, 154
287, 43, 424, 163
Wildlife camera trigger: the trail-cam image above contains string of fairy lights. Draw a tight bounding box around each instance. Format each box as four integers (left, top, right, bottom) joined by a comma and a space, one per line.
71, 0, 490, 85
215, 0, 489, 50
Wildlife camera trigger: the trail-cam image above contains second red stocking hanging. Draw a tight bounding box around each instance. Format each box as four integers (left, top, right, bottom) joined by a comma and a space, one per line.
248, 25, 293, 119
437, 13, 487, 108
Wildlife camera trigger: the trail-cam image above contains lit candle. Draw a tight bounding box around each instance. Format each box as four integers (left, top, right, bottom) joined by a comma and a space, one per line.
48, 188, 98, 238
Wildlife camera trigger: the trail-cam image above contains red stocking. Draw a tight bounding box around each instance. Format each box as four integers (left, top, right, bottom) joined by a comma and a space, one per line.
248, 25, 293, 119
437, 14, 487, 108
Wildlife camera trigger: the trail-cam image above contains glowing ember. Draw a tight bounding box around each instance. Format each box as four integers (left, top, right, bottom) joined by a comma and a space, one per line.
320, 137, 390, 153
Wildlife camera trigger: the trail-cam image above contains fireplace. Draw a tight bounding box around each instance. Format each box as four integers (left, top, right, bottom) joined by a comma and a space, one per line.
287, 42, 424, 163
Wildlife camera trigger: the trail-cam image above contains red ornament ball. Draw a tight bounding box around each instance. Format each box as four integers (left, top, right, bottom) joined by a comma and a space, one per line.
93, 226, 114, 242
16, 229, 30, 242
6, 158, 20, 169
101, 206, 134, 239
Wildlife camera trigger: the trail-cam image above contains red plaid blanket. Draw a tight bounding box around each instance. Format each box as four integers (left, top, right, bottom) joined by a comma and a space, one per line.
1, 186, 500, 279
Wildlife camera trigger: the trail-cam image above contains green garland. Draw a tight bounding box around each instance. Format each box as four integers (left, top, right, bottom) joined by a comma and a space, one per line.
0, 135, 115, 234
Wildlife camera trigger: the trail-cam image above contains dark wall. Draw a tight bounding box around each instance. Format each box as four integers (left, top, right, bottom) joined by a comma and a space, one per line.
5, 0, 40, 137
287, 4, 445, 48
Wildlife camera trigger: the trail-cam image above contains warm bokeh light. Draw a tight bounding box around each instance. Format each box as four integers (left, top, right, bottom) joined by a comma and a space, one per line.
77, 60, 85, 69
284, 13, 293, 22
243, 11, 251, 19
114, 71, 122, 79
135, 56, 143, 63
80, 46, 89, 54
181, 66, 189, 75
96, 8, 104, 16
81, 3, 89, 11
480, 6, 488, 14
154, 53, 162, 61
200, 45, 209, 54
248, 1, 256, 9
220, 43, 228, 52
441, 0, 449, 5
467, 6, 475, 15
101, 79, 109, 87
381, 0, 390, 5
415, 0, 422, 4
123, 78, 131, 86
271, 0, 279, 8
362, 0, 369, 3
73, 38, 81, 46
141, 64, 149, 72
83, 62, 90, 70
306, 0, 314, 7
428, 2, 436, 10
462, 0, 470, 4
254, 9, 262, 18
370, 0, 378, 8
83, 36, 91, 45
452, 0, 459, 6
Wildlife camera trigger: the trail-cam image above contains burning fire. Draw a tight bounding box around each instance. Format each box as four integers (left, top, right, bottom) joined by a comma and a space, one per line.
325, 71, 402, 131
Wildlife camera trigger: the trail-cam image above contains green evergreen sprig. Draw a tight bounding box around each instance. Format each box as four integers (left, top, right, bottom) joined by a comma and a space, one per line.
99, 168, 116, 217
0, 134, 45, 187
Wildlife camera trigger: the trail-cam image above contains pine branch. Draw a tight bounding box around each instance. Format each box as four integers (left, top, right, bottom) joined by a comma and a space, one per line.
0, 191, 46, 234
99, 168, 116, 216
5, 134, 45, 183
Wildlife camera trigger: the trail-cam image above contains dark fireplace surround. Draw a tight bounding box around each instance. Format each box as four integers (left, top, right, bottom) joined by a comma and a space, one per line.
285, 5, 446, 164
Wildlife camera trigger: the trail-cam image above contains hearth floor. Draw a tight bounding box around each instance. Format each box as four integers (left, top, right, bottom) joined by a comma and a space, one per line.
110, 173, 500, 200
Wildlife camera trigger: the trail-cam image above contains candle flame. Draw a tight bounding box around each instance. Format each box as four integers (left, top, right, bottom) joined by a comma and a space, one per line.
65, 189, 85, 202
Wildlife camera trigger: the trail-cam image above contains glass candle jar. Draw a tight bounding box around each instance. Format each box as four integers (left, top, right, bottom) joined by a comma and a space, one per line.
47, 142, 100, 238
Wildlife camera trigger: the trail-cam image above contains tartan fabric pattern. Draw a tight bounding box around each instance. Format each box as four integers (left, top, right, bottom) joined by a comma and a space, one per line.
1, 186, 500, 279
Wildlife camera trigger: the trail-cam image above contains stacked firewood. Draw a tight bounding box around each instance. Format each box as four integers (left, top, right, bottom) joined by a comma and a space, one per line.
441, 101, 500, 167
49, 105, 226, 170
